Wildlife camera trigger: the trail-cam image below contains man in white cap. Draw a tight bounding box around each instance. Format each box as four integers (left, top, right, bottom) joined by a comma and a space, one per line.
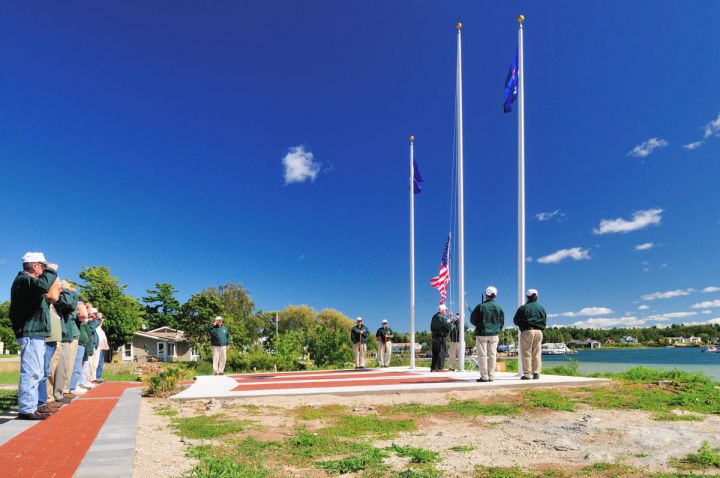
470, 286, 505, 382
513, 289, 547, 380
430, 304, 452, 372
375, 320, 394, 368
351, 317, 370, 369
208, 316, 230, 375
9, 253, 58, 420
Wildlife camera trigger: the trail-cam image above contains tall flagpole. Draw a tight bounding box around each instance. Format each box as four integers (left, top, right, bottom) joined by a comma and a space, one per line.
409, 135, 416, 369
517, 15, 526, 376
456, 22, 466, 372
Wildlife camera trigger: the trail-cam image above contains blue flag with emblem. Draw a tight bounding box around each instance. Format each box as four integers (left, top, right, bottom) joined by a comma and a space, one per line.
503, 50, 519, 113
413, 159, 424, 194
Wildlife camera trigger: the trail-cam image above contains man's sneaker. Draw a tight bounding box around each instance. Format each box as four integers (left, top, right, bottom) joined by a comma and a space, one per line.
18, 412, 49, 421
477, 378, 489, 383
80, 384, 93, 390
532, 373, 540, 380
36, 405, 57, 414
62, 393, 75, 399
71, 388, 87, 396
520, 376, 531, 380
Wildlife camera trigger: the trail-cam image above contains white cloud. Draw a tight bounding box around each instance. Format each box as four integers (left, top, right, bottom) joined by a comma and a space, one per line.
691, 299, 720, 309
683, 141, 704, 150
535, 209, 565, 222
627, 138, 668, 157
704, 113, 720, 139
646, 312, 697, 321
526, 256, 533, 263
701, 310, 712, 314
282, 145, 321, 184
537, 247, 591, 264
554, 307, 614, 318
702, 286, 720, 293
634, 242, 655, 251
638, 305, 650, 310
593, 208, 663, 235
641, 288, 694, 301
572, 316, 646, 329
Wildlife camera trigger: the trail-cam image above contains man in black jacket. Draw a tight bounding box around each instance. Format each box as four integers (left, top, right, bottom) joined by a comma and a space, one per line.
470, 286, 505, 382
430, 304, 452, 372
513, 289, 547, 380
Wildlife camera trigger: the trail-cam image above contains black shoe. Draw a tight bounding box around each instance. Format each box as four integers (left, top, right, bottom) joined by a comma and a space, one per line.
533, 373, 540, 380
521, 376, 531, 380
477, 378, 488, 383
489, 378, 495, 382
18, 412, 49, 421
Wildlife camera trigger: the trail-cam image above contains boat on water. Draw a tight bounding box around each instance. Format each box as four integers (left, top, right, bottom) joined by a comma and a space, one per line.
702, 345, 720, 353
542, 343, 573, 355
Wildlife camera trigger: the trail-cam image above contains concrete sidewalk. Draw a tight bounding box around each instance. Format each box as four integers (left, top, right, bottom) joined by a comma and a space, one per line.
172, 366, 610, 400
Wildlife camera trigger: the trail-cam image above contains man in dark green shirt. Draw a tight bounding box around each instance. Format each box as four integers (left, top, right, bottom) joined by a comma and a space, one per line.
470, 286, 504, 382
375, 320, 394, 368
513, 289, 547, 380
208, 316, 230, 375
351, 317, 370, 369
430, 304, 452, 372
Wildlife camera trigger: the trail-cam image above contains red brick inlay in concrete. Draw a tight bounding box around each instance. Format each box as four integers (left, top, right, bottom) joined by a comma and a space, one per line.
231, 375, 462, 391
0, 382, 140, 478
228, 368, 372, 379
233, 371, 412, 383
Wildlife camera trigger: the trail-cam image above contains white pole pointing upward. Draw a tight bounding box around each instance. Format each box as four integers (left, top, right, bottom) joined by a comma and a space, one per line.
410, 135, 416, 369
456, 22, 466, 372
517, 15, 526, 376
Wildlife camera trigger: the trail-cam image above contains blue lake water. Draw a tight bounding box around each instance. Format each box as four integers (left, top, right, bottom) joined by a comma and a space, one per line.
542, 347, 720, 380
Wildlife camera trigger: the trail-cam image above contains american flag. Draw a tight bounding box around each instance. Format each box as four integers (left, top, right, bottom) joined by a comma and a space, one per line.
430, 234, 451, 304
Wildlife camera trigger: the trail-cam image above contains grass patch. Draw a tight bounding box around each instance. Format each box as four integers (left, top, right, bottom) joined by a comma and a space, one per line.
389, 444, 440, 463
184, 445, 271, 478
525, 390, 577, 412
295, 404, 347, 420
154, 404, 178, 417
102, 372, 139, 382
0, 371, 19, 384
285, 428, 369, 463
171, 414, 247, 439
449, 444, 474, 453
653, 412, 704, 422
324, 414, 416, 439
396, 465, 443, 477
316, 447, 386, 474
390, 400, 520, 418
0, 389, 18, 413
672, 441, 720, 470
544, 359, 580, 377
474, 466, 533, 478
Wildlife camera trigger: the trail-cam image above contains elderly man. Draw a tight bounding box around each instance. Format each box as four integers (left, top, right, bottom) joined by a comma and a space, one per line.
470, 286, 505, 382
448, 313, 462, 371
9, 252, 58, 420
430, 304, 452, 372
208, 316, 230, 375
94, 314, 110, 383
375, 320, 394, 368
69, 301, 91, 395
351, 317, 370, 369
513, 289, 547, 380
54, 282, 78, 402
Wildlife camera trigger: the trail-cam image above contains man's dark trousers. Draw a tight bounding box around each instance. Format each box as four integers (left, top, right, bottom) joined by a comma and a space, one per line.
431, 334, 448, 371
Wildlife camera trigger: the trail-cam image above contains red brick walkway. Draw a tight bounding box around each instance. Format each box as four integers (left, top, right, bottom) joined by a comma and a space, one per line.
0, 382, 141, 478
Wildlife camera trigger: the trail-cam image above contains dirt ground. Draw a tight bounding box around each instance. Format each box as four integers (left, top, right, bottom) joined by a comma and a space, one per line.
133, 387, 720, 477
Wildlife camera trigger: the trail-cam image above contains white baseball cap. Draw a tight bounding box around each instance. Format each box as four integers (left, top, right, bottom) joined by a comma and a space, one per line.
438, 304, 447, 311
382, 319, 388, 324
356, 316, 363, 322
526, 288, 539, 297
486, 286, 498, 296
22, 252, 48, 264
214, 316, 223, 322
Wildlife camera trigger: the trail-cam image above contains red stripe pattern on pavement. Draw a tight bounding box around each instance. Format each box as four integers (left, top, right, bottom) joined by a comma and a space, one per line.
0, 382, 140, 478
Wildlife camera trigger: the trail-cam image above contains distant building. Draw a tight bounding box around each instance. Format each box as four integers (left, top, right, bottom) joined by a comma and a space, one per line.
666, 336, 703, 345
116, 327, 198, 363
620, 336, 638, 344
568, 339, 601, 349
391, 342, 422, 354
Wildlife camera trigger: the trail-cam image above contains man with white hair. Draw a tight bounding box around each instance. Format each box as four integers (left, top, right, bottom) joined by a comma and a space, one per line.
208, 316, 230, 375
351, 317, 370, 369
513, 289, 547, 380
10, 252, 58, 420
430, 304, 452, 372
375, 320, 394, 368
470, 286, 505, 382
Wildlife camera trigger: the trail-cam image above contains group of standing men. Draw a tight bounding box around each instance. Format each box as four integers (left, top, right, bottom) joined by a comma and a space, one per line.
350, 317, 394, 369
10, 252, 110, 420
430, 286, 547, 381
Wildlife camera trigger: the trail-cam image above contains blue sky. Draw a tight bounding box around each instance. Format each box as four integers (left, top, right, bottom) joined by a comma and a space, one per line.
1, 2, 719, 332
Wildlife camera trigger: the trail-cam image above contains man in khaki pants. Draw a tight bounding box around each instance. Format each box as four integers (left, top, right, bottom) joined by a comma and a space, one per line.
375, 320, 393, 368
351, 317, 370, 369
513, 289, 547, 380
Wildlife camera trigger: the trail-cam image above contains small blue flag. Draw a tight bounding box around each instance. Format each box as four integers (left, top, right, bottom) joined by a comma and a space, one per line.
503, 50, 518, 113
413, 159, 424, 194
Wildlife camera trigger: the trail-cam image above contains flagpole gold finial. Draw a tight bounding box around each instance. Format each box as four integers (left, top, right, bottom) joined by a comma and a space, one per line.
456, 22, 462, 30
518, 15, 525, 24
410, 135, 414, 142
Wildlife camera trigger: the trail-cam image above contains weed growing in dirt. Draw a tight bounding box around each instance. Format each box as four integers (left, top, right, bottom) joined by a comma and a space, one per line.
142, 367, 188, 397
171, 414, 247, 439
578, 462, 638, 477
396, 465, 443, 477
389, 444, 440, 464
154, 404, 178, 417
474, 465, 535, 477
324, 415, 417, 439
449, 444, 474, 453
295, 404, 347, 420
524, 390, 576, 412
285, 428, 369, 463
184, 445, 271, 478
388, 400, 520, 418
672, 441, 720, 470
315, 447, 387, 474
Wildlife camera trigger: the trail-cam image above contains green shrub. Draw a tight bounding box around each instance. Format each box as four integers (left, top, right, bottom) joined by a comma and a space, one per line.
672, 441, 720, 470
142, 367, 187, 397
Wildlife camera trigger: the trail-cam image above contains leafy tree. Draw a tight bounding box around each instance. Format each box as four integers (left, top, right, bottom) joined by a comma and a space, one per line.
317, 308, 354, 332
305, 323, 353, 367
278, 305, 316, 333
79, 266, 144, 350
142, 282, 180, 329
176, 292, 224, 348
206, 282, 257, 347
0, 301, 19, 353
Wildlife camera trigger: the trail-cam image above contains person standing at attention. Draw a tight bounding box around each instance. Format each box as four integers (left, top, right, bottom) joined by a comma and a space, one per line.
208, 316, 230, 375
513, 289, 547, 380
375, 319, 394, 368
470, 286, 504, 382
430, 304, 452, 372
447, 313, 462, 371
351, 317, 370, 369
